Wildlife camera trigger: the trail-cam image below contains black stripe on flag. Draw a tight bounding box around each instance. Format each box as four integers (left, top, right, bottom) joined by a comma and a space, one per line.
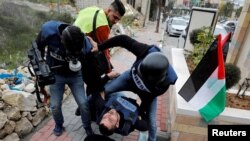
178, 38, 219, 102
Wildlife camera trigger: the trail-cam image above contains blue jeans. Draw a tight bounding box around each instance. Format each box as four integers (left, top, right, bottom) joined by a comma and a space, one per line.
104, 70, 157, 141
50, 71, 91, 128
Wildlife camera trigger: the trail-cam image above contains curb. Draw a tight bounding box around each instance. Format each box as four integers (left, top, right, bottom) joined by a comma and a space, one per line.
157, 131, 171, 141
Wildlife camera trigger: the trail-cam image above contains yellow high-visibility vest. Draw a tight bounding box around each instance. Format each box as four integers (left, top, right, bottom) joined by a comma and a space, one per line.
74, 6, 109, 33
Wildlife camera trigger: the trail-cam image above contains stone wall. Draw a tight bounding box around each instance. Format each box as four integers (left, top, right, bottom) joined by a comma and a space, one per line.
0, 67, 71, 141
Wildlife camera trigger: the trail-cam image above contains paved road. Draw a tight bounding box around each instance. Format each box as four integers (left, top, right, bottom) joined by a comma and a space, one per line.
164, 34, 179, 47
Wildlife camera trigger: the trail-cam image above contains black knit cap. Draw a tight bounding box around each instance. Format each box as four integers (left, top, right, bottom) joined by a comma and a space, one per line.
112, 0, 126, 16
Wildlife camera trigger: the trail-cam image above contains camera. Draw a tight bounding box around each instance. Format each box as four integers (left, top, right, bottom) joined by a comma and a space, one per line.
27, 41, 55, 86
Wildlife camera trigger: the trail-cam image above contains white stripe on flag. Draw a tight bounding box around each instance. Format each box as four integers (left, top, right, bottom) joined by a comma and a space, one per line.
188, 67, 225, 110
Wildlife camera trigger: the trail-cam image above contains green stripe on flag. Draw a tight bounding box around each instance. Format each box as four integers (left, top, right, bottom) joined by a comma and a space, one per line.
199, 84, 226, 122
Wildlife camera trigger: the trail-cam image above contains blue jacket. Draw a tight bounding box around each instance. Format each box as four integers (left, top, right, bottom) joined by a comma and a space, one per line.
35, 20, 92, 74
98, 35, 178, 96
35, 20, 105, 92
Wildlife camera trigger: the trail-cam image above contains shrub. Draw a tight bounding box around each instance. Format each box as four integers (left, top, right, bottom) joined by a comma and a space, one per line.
189, 28, 203, 45
120, 15, 135, 26
49, 12, 74, 23
188, 27, 214, 67
0, 2, 74, 69
225, 63, 241, 89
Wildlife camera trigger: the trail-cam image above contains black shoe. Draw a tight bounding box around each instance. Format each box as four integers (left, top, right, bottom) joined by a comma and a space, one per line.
75, 106, 80, 116
53, 124, 64, 136
85, 126, 94, 136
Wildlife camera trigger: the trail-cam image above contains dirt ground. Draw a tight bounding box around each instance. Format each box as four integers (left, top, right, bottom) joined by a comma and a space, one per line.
226, 93, 250, 110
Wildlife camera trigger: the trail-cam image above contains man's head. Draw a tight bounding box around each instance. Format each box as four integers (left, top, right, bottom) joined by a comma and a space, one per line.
138, 52, 169, 85
99, 109, 120, 136
106, 0, 126, 26
61, 25, 84, 59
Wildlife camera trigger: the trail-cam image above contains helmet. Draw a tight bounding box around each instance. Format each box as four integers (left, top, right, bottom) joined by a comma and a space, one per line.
61, 25, 84, 58
138, 52, 169, 85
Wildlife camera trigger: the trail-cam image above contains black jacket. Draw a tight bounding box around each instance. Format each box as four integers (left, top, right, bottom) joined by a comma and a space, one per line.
98, 35, 177, 103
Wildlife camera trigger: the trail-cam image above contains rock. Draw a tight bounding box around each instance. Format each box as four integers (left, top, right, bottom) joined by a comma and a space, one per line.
0, 101, 5, 110
44, 106, 50, 115
23, 83, 35, 93
22, 77, 34, 86
0, 111, 8, 129
64, 88, 71, 96
17, 66, 30, 77
11, 83, 25, 91
27, 112, 33, 121
21, 112, 28, 117
4, 107, 21, 121
3, 133, 19, 141
0, 69, 8, 74
2, 91, 36, 111
0, 121, 15, 139
1, 84, 9, 91
14, 117, 33, 137
132, 19, 140, 27
0, 79, 5, 85
32, 107, 47, 126
21, 112, 32, 121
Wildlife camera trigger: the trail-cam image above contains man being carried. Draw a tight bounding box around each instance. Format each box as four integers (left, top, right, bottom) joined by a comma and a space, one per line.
89, 93, 149, 137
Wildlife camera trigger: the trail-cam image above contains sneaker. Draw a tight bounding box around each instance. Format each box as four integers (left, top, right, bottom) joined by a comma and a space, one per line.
53, 124, 64, 136
75, 107, 80, 116
85, 126, 94, 136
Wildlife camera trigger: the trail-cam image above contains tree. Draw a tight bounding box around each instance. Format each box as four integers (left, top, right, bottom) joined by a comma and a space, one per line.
165, 0, 174, 17
190, 0, 199, 7
219, 2, 234, 18
235, 6, 243, 18
224, 2, 234, 17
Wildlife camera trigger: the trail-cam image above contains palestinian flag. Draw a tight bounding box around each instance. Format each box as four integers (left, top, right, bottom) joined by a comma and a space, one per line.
178, 33, 231, 122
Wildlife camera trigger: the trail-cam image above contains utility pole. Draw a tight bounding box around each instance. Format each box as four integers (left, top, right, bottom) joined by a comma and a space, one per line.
57, 0, 60, 13
155, 0, 162, 33
143, 0, 151, 27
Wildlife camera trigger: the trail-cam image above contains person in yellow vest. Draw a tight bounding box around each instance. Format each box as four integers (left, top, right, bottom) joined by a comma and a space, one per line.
74, 0, 125, 115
